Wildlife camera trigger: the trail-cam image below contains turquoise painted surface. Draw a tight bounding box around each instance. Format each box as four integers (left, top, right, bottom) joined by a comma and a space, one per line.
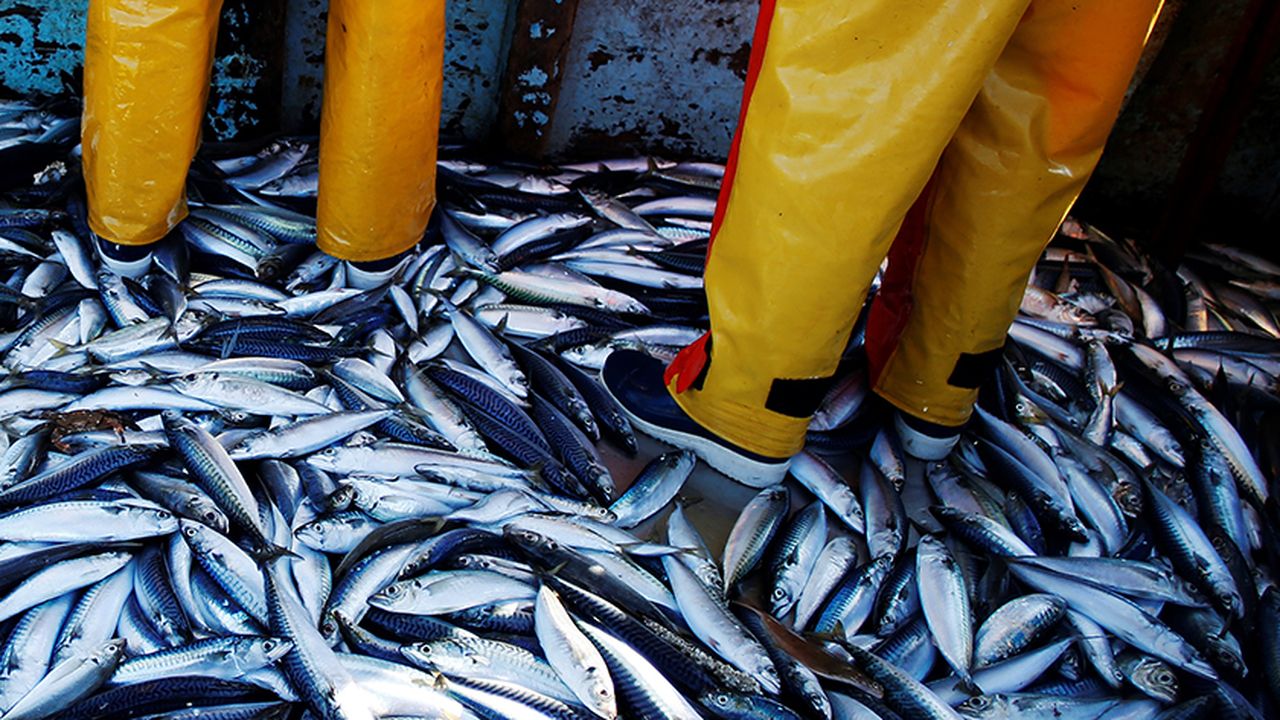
0, 0, 514, 141
0, 0, 87, 97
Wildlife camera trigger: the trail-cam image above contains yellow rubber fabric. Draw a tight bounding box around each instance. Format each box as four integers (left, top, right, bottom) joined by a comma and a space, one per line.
671, 0, 1036, 459
82, 0, 224, 246
873, 0, 1163, 426
316, 0, 446, 263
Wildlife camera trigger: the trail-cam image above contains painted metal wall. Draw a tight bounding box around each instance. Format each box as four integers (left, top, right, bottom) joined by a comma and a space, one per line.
0, 0, 513, 142
1, 0, 1277, 249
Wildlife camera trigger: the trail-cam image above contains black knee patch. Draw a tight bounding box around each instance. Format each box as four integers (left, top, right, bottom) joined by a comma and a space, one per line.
947, 347, 1004, 389
766, 376, 835, 418
688, 336, 712, 392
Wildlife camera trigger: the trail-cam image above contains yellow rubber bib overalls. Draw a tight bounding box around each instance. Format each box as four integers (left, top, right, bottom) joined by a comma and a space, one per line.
81, 0, 444, 263
664, 0, 1164, 458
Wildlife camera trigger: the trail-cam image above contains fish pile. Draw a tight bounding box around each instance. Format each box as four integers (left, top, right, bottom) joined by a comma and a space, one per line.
0, 97, 1276, 720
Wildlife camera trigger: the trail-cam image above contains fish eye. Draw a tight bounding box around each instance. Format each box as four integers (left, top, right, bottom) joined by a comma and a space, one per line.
770, 588, 786, 601
262, 639, 276, 651
384, 585, 401, 596
714, 694, 731, 707
183, 525, 197, 537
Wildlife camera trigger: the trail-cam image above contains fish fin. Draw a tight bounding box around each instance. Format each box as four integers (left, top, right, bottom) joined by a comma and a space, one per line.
45, 337, 73, 357
807, 627, 845, 644
955, 675, 981, 696
251, 543, 300, 562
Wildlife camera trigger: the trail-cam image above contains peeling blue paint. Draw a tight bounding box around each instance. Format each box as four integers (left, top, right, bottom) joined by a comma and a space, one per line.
0, 0, 87, 97
517, 67, 549, 88
529, 21, 555, 39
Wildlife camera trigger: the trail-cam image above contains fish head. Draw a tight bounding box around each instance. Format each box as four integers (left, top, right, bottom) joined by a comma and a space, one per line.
92, 638, 128, 666
177, 518, 211, 549
218, 409, 254, 426
371, 580, 412, 610
957, 694, 1012, 719
1129, 656, 1178, 703
251, 636, 295, 664
768, 582, 796, 616
1205, 637, 1246, 680
326, 484, 357, 512
502, 526, 557, 554
184, 497, 230, 534
508, 372, 530, 397
159, 409, 190, 430
130, 503, 178, 533
294, 519, 331, 547
306, 447, 341, 470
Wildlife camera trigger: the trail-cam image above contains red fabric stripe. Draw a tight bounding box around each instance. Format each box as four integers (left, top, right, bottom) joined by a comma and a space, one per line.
665, 1, 776, 391
867, 176, 937, 383
705, 0, 779, 259
664, 331, 710, 391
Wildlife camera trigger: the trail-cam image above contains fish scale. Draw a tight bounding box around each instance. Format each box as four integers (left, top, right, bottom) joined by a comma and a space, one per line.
0, 445, 158, 507
164, 414, 279, 555
424, 364, 550, 451
722, 485, 788, 592
326, 374, 452, 450
510, 342, 600, 440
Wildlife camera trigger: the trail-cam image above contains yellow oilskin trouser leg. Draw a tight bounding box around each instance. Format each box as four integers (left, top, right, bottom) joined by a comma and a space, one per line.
665, 0, 1035, 459
82, 0, 224, 246
873, 0, 1164, 427
316, 0, 446, 263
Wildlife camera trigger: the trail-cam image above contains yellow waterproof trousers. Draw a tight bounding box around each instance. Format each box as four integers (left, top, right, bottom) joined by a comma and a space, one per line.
665, 0, 1163, 459
81, 0, 445, 262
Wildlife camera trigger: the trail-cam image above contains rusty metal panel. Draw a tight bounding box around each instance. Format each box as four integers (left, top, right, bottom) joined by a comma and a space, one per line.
279, 0, 514, 140
1081, 0, 1280, 258
281, 0, 329, 133
495, 0, 582, 157
544, 0, 757, 160
208, 0, 287, 140
442, 0, 517, 139
1083, 0, 1254, 233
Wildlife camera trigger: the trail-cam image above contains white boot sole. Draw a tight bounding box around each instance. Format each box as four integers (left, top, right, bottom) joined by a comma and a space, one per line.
894, 412, 959, 461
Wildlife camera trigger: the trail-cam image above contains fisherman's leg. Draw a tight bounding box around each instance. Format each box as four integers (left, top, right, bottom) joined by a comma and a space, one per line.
82, 0, 225, 277
316, 0, 446, 289
603, 0, 1034, 485
869, 0, 1163, 456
